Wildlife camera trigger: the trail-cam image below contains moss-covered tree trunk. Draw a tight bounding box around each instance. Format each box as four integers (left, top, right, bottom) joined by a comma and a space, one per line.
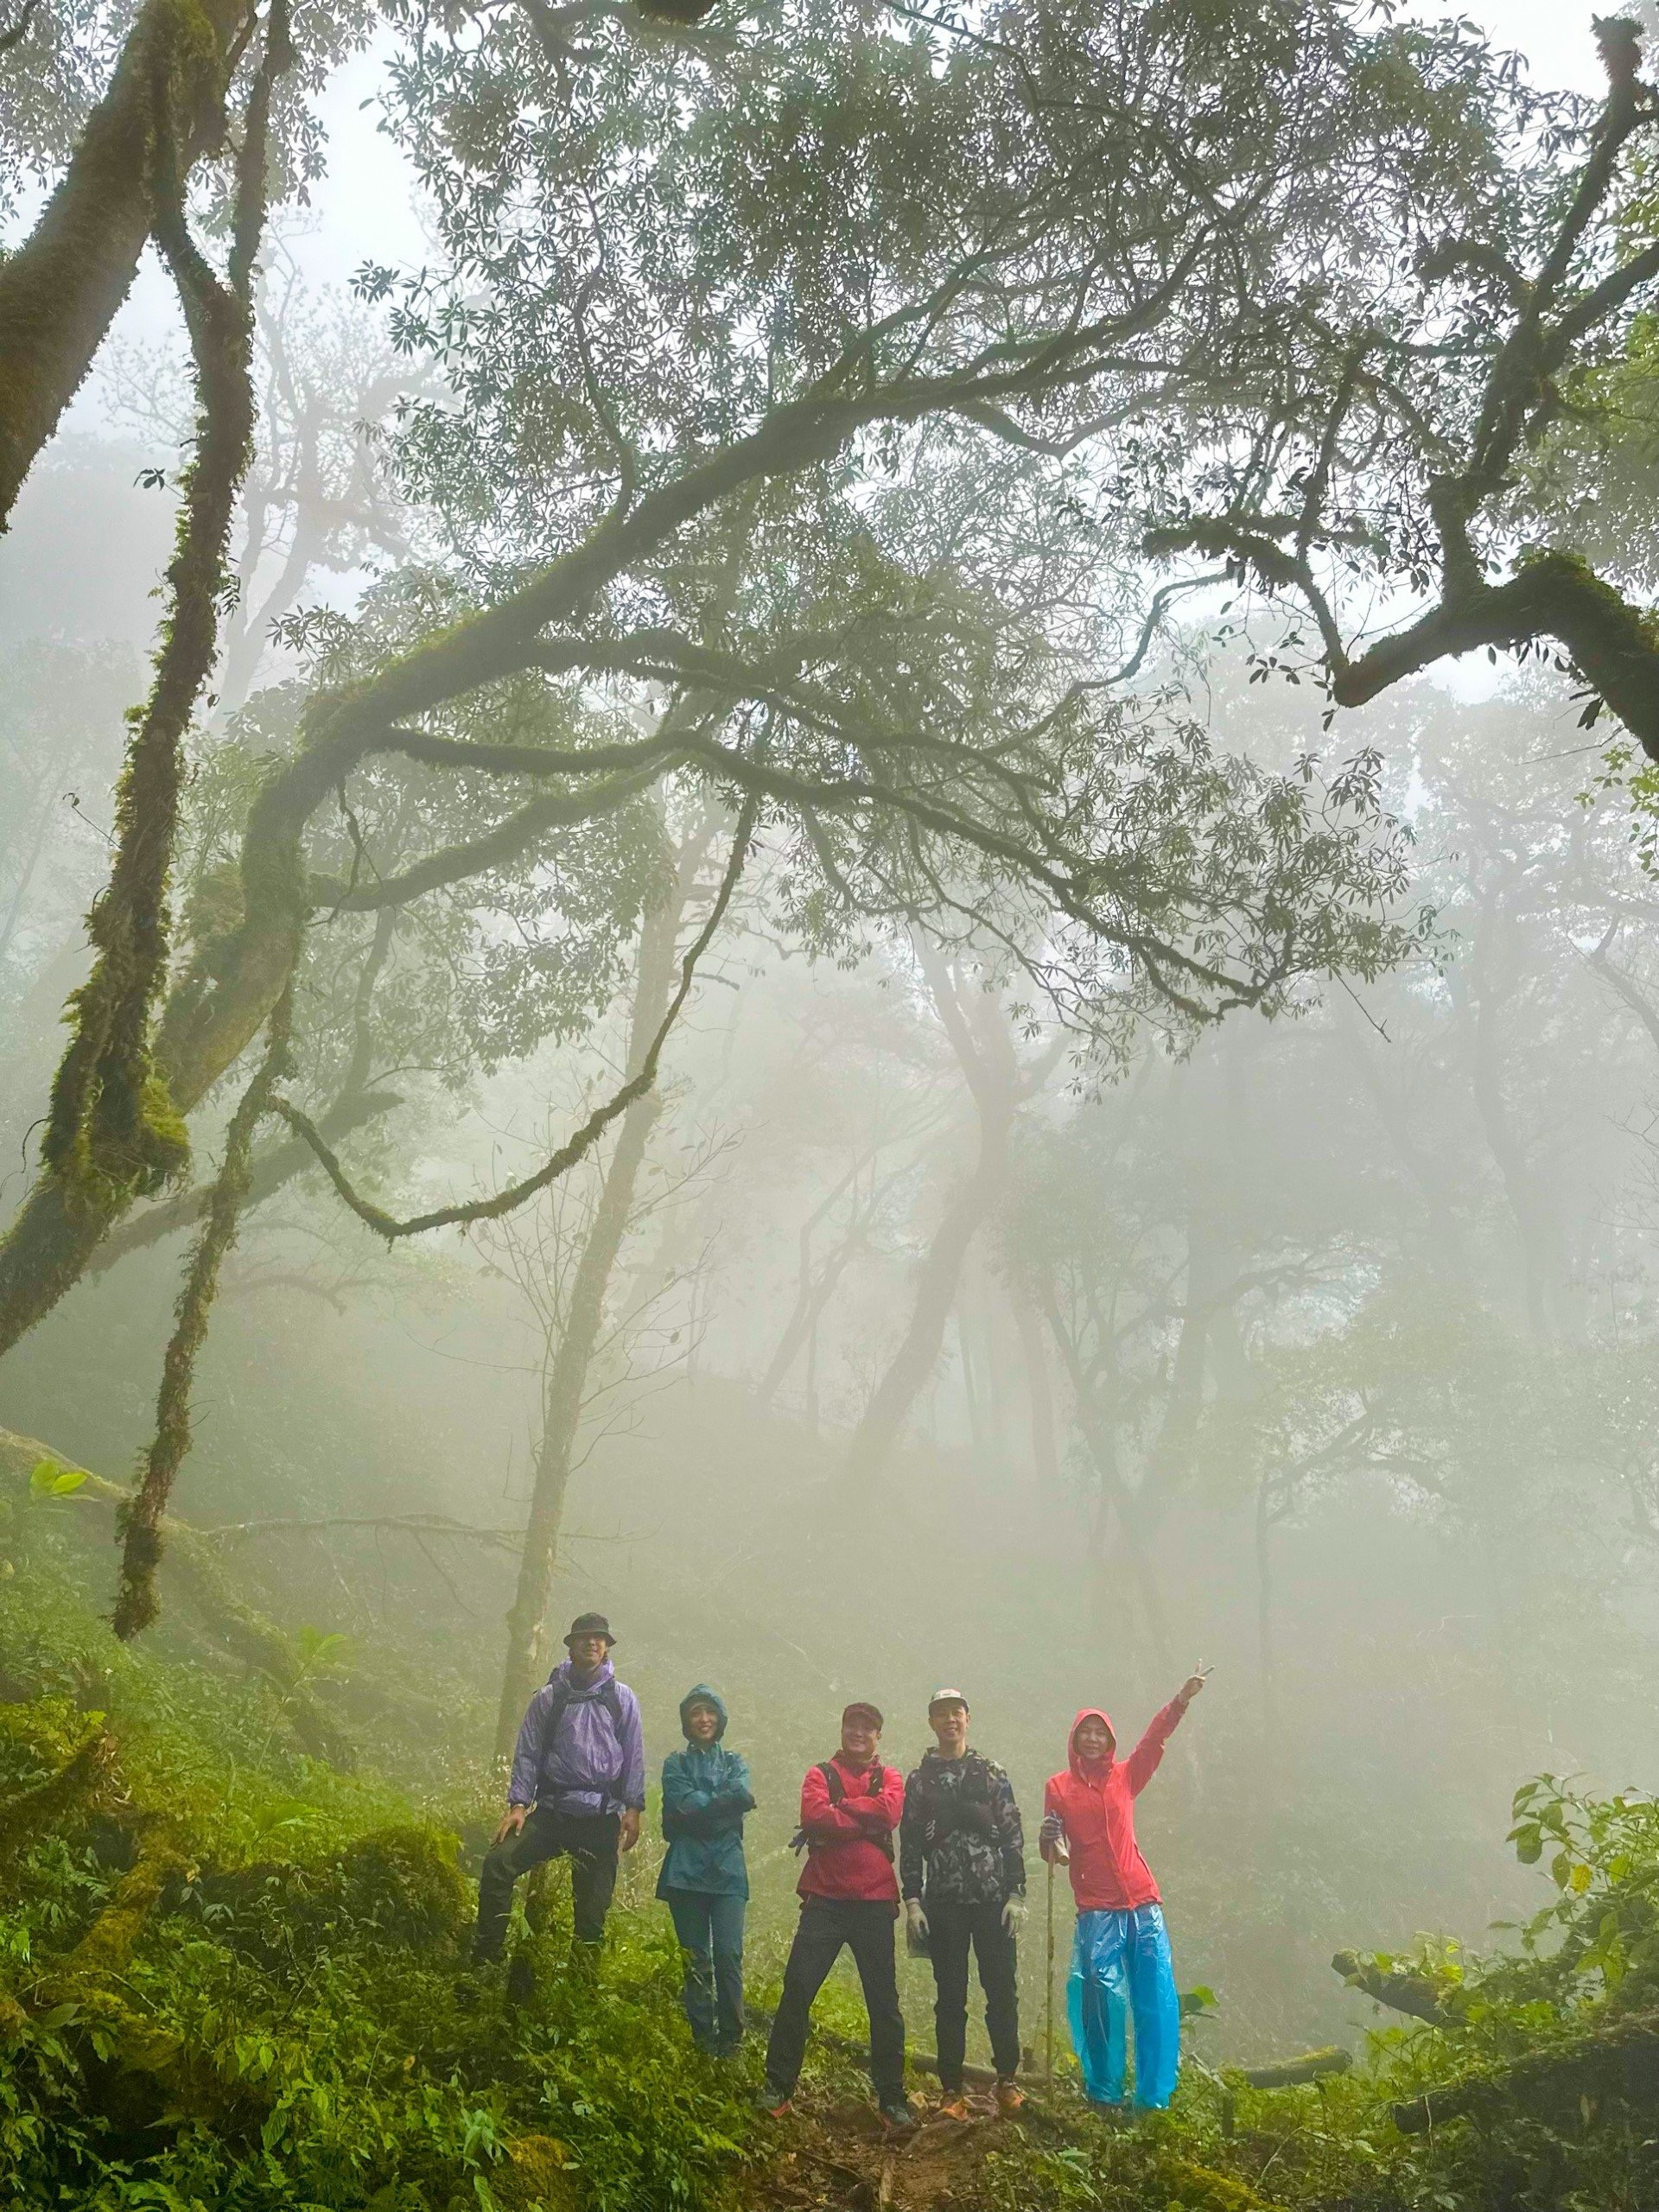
0, 0, 258, 529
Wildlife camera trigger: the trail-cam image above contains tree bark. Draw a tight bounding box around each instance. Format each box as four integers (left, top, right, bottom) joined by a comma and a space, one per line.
0, 0, 256, 528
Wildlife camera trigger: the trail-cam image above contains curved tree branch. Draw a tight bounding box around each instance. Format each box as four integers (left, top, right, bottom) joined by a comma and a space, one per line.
270, 791, 757, 1238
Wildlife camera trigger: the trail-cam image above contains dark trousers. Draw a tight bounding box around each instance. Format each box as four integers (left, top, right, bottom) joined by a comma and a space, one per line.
664, 1888, 747, 2053
926, 1898, 1020, 2088
473, 1806, 620, 1960
766, 1895, 905, 2101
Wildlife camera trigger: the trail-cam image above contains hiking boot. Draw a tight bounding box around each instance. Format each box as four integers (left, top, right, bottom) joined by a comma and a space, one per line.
995, 2080, 1026, 2116
935, 2093, 970, 2121
879, 2096, 917, 2134
757, 2086, 793, 2119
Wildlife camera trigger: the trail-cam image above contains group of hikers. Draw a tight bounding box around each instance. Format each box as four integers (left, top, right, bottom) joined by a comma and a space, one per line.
472, 1611, 1209, 2129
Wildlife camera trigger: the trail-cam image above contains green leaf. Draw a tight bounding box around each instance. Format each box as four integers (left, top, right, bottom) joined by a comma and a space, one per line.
29, 1458, 86, 1497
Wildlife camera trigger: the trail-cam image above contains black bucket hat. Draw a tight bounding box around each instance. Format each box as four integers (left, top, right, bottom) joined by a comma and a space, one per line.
564, 1611, 615, 1647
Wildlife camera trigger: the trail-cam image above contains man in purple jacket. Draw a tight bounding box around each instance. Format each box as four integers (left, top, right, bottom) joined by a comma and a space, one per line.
471, 1611, 645, 1962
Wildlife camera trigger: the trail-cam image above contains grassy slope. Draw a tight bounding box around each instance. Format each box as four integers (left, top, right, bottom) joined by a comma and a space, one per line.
4, 1427, 1659, 2212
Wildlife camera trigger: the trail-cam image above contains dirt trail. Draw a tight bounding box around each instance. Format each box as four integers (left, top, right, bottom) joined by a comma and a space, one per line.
754, 2088, 1038, 2212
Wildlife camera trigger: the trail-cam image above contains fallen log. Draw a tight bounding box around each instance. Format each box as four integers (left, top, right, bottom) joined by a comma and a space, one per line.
1230, 2046, 1352, 2090
1391, 2010, 1659, 2135
1, 1427, 354, 1769
0, 1722, 118, 1878
1331, 1948, 1452, 2024
41, 1820, 191, 1996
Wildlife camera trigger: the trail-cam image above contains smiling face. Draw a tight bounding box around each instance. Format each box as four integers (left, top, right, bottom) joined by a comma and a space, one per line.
1074, 1716, 1115, 1763
686, 1700, 720, 1744
841, 1714, 880, 1765
568, 1632, 610, 1675
930, 1700, 969, 1758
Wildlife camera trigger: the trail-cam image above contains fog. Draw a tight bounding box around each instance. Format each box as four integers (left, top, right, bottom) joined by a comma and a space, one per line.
5, 10, 1659, 2187
8, 549, 1658, 2059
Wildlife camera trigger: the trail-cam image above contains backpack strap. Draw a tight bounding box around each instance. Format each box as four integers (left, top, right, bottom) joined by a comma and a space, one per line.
791, 1759, 893, 1858
536, 1676, 627, 1799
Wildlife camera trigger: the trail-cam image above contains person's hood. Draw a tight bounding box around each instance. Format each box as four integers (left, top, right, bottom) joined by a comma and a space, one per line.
679, 1682, 728, 1741
547, 1655, 616, 1689
1068, 1707, 1117, 1777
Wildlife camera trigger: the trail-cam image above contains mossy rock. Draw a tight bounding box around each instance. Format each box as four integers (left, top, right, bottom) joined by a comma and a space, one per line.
340, 1823, 470, 1947
493, 2134, 580, 2212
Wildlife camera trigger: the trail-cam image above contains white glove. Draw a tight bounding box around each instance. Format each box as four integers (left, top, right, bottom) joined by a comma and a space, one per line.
1001, 1896, 1027, 1935
906, 1898, 929, 1940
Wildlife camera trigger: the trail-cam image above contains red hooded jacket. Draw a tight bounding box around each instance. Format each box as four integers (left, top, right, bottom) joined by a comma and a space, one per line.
1043, 1701, 1187, 1912
797, 1751, 904, 1906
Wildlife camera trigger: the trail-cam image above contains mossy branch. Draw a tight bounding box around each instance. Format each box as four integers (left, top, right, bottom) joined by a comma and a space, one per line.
1391, 2009, 1659, 2134
41, 0, 290, 1217
1, 1427, 357, 1765
112, 986, 293, 1643
0, 1726, 120, 1878
1332, 1948, 1456, 2024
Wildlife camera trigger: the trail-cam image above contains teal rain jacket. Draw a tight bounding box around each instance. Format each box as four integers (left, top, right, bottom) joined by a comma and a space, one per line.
657, 1686, 754, 1900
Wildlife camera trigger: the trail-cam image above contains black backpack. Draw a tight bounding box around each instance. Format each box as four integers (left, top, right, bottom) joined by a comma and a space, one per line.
791, 1760, 895, 1861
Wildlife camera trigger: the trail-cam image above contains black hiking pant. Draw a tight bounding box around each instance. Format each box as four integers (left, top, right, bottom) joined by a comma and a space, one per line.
473, 1806, 620, 1959
925, 1898, 1020, 2088
766, 1895, 906, 2102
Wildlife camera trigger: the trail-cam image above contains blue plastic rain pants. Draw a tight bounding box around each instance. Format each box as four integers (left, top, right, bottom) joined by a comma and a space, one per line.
1066, 1902, 1180, 2108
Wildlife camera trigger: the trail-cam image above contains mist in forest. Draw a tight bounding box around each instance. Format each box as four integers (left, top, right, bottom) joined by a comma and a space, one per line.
8, 426, 1659, 2053
7, 13, 1659, 2190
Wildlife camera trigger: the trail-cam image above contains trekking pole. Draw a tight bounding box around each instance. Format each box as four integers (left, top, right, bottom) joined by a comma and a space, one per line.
1045, 1856, 1056, 2088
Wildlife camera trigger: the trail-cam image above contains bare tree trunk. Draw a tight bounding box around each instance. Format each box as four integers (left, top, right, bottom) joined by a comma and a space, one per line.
843, 945, 1036, 1490
1036, 1273, 1173, 1685
1255, 1472, 1279, 1761
844, 1144, 1007, 1488
1461, 894, 1578, 1342
1332, 999, 1471, 1287
492, 854, 692, 1757
756, 1160, 869, 1408
1011, 1283, 1060, 1487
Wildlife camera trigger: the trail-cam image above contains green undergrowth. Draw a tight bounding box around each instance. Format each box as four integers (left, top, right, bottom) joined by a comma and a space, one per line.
4, 1546, 1659, 2209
